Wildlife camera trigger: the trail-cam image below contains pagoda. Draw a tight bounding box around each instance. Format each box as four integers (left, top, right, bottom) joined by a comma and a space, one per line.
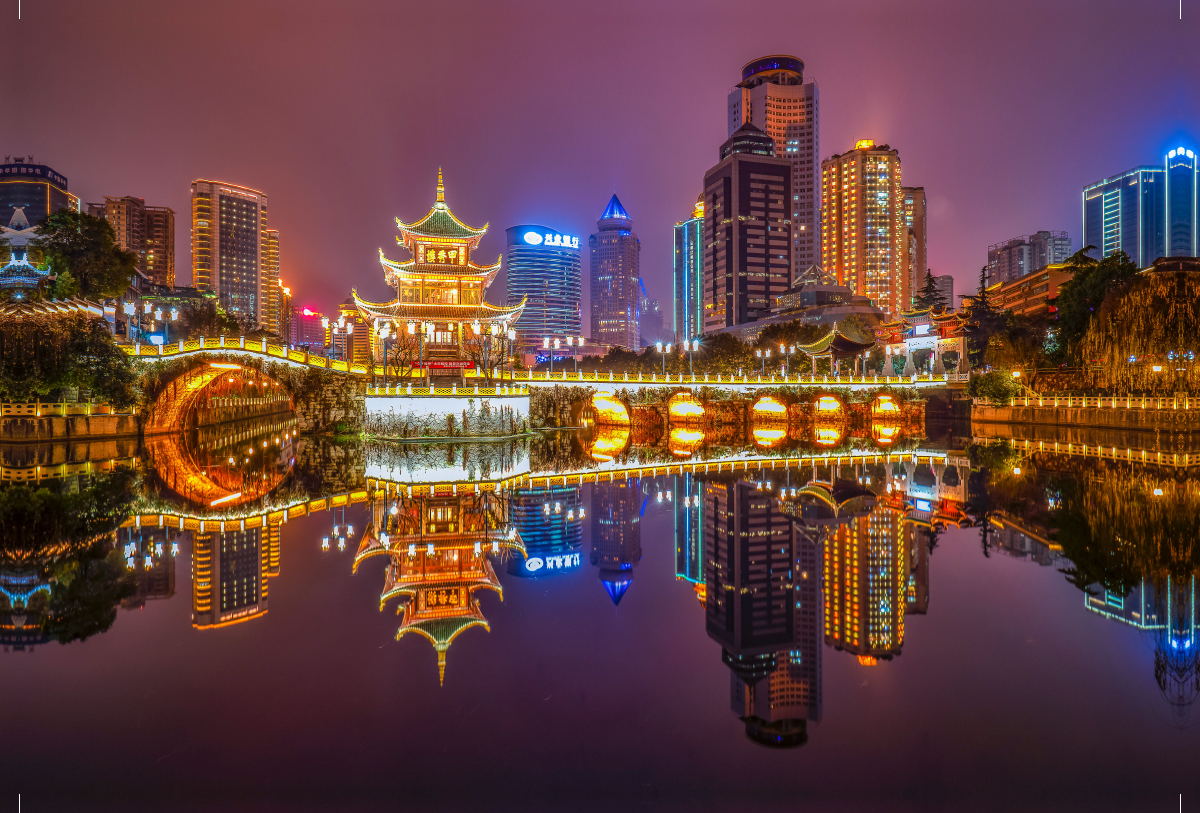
353, 491, 526, 685
352, 169, 525, 381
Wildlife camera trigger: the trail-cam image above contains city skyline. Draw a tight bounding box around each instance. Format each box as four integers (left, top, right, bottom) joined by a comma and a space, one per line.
9, 2, 1199, 322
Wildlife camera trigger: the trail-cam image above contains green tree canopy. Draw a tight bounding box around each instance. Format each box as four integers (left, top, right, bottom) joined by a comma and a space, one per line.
913, 270, 947, 311
34, 210, 138, 299
1050, 246, 1138, 362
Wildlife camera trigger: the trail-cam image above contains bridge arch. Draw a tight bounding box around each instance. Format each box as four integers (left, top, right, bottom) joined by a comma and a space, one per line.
145, 361, 293, 434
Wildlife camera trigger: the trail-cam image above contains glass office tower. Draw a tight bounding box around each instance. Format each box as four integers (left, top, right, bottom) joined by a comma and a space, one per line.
506, 224, 582, 352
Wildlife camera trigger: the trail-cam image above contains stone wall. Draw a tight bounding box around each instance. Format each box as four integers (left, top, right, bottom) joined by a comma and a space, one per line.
292, 436, 367, 495
364, 395, 530, 439
973, 402, 1200, 432
294, 377, 367, 434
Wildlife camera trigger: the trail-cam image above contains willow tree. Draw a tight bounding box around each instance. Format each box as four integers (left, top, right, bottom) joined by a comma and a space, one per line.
1079, 261, 1200, 393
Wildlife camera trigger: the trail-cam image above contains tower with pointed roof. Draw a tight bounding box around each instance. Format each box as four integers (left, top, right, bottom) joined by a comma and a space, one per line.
590, 479, 642, 606
352, 169, 525, 380
589, 194, 641, 349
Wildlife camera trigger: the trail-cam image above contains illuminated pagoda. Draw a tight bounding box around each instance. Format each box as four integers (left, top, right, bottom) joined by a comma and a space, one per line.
353, 491, 526, 685
795, 319, 877, 375
352, 169, 525, 381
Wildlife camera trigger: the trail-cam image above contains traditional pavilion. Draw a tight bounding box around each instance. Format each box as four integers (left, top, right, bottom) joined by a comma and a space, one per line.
874, 306, 971, 375
795, 320, 877, 375
352, 169, 525, 380
353, 491, 527, 685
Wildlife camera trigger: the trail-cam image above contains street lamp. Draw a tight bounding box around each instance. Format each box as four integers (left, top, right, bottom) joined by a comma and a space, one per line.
542, 337, 561, 374
687, 338, 699, 377
507, 328, 516, 380
755, 348, 772, 377
655, 341, 673, 374
566, 336, 584, 373
780, 343, 796, 376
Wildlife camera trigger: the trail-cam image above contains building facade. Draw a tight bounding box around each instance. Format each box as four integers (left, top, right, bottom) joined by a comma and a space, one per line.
591, 479, 642, 605
262, 228, 281, 335
673, 195, 704, 344
0, 157, 78, 289
902, 187, 926, 309
88, 196, 177, 286
190, 180, 270, 327
821, 141, 907, 318
507, 486, 584, 579
1166, 147, 1198, 257
933, 274, 954, 308
290, 305, 326, 350
1083, 166, 1164, 266
702, 123, 792, 332
589, 194, 641, 349
505, 225, 582, 352
986, 262, 1073, 316
727, 55, 819, 273
986, 230, 1071, 286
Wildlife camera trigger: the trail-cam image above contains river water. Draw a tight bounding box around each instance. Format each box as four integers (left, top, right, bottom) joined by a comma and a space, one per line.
1, 418, 1197, 811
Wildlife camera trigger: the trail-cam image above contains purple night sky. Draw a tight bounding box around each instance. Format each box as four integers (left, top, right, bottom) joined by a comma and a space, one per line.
6, 0, 1199, 318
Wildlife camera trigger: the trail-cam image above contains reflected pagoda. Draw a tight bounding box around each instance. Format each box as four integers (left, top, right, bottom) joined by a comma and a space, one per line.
353, 490, 526, 684
352, 169, 525, 383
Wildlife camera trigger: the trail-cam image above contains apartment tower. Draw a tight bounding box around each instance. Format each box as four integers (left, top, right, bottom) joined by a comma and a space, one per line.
821, 140, 906, 317
191, 180, 269, 327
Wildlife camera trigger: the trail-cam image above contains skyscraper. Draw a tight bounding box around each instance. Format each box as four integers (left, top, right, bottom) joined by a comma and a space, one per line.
589, 195, 641, 349
192, 527, 270, 629
505, 225, 582, 351
508, 485, 584, 578
1083, 166, 1164, 266
702, 123, 792, 331
902, 187, 927, 308
1, 157, 78, 289
727, 55, 819, 273
1166, 147, 1198, 257
933, 274, 954, 309
88, 196, 177, 285
191, 180, 269, 327
702, 478, 822, 747
987, 231, 1072, 285
821, 140, 907, 317
262, 228, 281, 334
638, 279, 662, 345
590, 479, 642, 605
673, 195, 704, 344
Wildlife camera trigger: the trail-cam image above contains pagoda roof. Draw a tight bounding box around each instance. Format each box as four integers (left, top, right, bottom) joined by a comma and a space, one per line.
395, 168, 488, 241
381, 556, 503, 608
352, 288, 526, 325
796, 321, 876, 357
396, 606, 490, 686
379, 249, 501, 286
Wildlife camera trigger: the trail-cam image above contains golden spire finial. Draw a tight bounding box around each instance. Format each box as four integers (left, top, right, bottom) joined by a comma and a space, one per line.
438, 650, 447, 686
436, 167, 445, 203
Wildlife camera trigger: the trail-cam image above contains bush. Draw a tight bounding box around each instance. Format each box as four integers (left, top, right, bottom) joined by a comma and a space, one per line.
967, 370, 1022, 405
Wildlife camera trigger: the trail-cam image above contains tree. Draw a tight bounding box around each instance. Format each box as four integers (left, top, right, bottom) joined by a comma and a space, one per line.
47, 269, 79, 300
1050, 247, 1139, 363
34, 210, 138, 299
177, 300, 240, 339
913, 270, 947, 310
384, 328, 423, 381
965, 266, 1005, 369
462, 329, 507, 384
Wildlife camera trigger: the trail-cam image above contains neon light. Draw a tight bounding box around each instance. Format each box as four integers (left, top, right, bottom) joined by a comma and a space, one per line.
523, 231, 543, 245
210, 492, 243, 506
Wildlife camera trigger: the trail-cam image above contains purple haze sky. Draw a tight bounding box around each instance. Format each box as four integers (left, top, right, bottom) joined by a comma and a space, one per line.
6, 0, 1200, 319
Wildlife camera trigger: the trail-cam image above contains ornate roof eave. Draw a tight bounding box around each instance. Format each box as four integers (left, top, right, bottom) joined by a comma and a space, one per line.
395, 609, 490, 685
379, 249, 501, 281
0, 297, 105, 319
351, 289, 527, 325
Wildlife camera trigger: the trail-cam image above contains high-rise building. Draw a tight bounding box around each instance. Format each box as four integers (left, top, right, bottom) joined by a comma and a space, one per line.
87, 196, 177, 285
1083, 166, 1164, 266
702, 478, 822, 747
290, 305, 325, 350
276, 279, 292, 343
190, 180, 269, 327
144, 206, 176, 285
702, 123, 792, 332
1166, 148, 1198, 257
262, 228, 281, 335
727, 55, 819, 273
933, 274, 954, 308
0, 156, 77, 226
590, 479, 642, 605
1, 157, 78, 289
902, 187, 927, 308
674, 473, 703, 586
823, 503, 907, 664
987, 231, 1072, 286
673, 195, 704, 344
589, 194, 641, 349
638, 279, 663, 346
507, 485, 584, 578
821, 140, 907, 317
192, 527, 271, 629
505, 225, 582, 352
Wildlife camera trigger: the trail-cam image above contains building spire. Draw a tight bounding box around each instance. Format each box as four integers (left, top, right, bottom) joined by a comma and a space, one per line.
436, 167, 445, 204
438, 649, 447, 686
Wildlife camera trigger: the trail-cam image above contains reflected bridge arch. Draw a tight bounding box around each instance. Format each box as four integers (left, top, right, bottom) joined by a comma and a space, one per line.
145, 362, 294, 435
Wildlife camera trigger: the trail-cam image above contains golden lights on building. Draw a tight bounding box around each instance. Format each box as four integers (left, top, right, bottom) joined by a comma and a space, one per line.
820, 141, 908, 318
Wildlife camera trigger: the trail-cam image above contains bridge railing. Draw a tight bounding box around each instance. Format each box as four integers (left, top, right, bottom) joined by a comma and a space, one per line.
1007, 394, 1199, 410
0, 401, 135, 418
366, 384, 530, 397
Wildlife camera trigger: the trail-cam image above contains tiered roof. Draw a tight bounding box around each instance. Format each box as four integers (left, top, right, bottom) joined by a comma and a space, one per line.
796, 320, 876, 358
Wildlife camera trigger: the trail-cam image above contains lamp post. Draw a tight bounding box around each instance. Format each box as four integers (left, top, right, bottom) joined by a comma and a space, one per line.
542, 337, 560, 374
687, 338, 699, 377
780, 343, 795, 377
655, 341, 673, 374
566, 336, 584, 373
755, 348, 772, 377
